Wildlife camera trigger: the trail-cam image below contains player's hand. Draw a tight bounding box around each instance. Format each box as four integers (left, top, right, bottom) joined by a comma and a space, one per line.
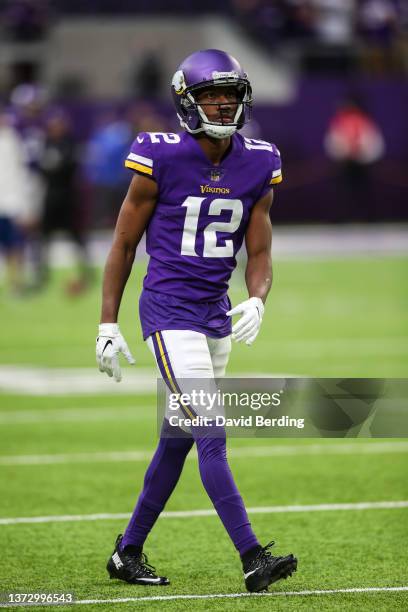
96, 323, 135, 382
226, 297, 265, 345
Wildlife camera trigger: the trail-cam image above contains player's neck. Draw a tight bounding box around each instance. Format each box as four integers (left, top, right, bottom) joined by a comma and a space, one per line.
195, 134, 232, 166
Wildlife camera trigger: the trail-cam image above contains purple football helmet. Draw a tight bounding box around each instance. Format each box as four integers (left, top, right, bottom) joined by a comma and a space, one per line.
171, 49, 252, 139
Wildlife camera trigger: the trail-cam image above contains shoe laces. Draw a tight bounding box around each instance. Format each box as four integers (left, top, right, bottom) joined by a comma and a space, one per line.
262, 541, 275, 556
257, 541, 276, 568
124, 551, 156, 577
139, 553, 157, 577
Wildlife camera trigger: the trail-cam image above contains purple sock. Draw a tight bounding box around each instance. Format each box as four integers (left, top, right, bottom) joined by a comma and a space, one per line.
121, 424, 194, 549
192, 426, 260, 556
122, 422, 259, 556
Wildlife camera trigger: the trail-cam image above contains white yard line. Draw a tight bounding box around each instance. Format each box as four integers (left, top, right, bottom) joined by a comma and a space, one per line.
0, 450, 154, 465
0, 441, 407, 466
0, 349, 407, 395
0, 501, 407, 526
0, 367, 289, 396
0, 407, 153, 424
74, 586, 408, 605
0, 367, 158, 396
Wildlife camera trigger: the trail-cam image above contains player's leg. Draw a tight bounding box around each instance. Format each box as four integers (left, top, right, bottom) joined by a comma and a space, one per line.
109, 330, 296, 589
205, 335, 297, 591
206, 334, 231, 378
107, 332, 196, 584
119, 330, 219, 552
106, 417, 191, 585
153, 331, 261, 558
64, 211, 94, 295
120, 417, 194, 551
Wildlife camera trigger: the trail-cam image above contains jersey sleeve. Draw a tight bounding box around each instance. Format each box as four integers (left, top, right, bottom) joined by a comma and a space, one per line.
256, 143, 283, 201
269, 143, 282, 185
124, 132, 157, 180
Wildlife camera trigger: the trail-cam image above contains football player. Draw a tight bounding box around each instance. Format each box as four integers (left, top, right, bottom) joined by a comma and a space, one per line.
97, 49, 297, 593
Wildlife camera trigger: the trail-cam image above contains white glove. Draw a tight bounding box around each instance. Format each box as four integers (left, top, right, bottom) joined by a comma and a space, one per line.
96, 323, 135, 382
226, 297, 264, 345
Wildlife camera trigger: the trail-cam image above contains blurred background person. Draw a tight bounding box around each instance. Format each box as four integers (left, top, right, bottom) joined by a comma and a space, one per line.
84, 110, 132, 229
0, 105, 29, 295
84, 103, 168, 229
303, 0, 357, 73
324, 95, 385, 221
9, 83, 47, 285
10, 84, 47, 215
129, 47, 164, 98
357, 0, 401, 74
37, 109, 93, 295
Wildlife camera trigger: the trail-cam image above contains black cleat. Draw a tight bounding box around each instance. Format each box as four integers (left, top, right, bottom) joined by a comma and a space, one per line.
243, 541, 297, 592
106, 534, 170, 586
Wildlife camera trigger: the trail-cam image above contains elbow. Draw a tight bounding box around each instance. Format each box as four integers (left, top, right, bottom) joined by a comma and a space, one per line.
248, 249, 272, 266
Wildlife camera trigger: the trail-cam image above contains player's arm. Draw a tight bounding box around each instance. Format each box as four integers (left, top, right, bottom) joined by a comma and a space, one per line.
244, 189, 273, 303
97, 173, 158, 380
227, 190, 273, 345
100, 173, 157, 322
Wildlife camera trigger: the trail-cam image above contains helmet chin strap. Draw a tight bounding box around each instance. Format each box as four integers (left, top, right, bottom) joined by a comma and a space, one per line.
203, 124, 237, 139
197, 104, 243, 139
177, 113, 204, 135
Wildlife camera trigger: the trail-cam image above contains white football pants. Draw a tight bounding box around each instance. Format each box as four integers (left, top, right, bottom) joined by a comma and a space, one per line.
146, 330, 231, 422
146, 329, 231, 379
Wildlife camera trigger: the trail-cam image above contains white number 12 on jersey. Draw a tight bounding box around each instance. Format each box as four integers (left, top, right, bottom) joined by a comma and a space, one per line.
180, 196, 243, 258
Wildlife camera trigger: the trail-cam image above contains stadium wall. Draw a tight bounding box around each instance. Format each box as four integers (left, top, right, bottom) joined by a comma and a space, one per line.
45, 17, 293, 101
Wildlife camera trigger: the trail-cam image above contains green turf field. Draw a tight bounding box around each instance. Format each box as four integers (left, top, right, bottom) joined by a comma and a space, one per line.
1, 256, 407, 375
0, 256, 407, 610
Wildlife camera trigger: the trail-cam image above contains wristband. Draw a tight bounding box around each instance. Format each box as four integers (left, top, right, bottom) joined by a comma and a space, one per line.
98, 323, 120, 336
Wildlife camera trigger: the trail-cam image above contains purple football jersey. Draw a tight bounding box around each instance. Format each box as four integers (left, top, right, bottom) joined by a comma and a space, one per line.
124, 131, 282, 338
